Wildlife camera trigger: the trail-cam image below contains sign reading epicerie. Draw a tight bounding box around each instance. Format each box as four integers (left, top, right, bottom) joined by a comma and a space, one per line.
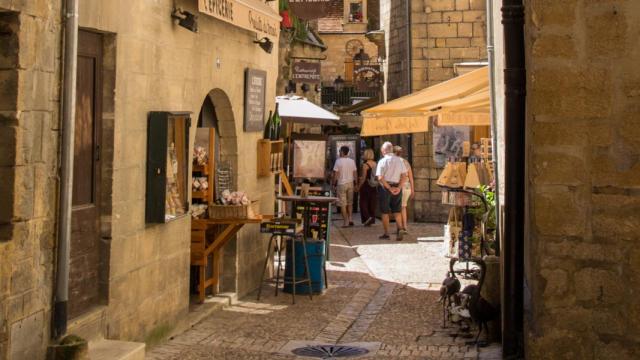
198, 0, 280, 38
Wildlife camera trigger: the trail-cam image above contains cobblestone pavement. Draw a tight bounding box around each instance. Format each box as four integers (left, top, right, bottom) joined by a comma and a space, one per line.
148, 219, 500, 359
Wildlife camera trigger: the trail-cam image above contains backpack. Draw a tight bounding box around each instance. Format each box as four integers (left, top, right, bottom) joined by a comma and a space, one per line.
366, 162, 379, 187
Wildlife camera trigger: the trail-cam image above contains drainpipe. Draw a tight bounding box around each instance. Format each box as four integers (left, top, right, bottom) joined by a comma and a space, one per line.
53, 0, 79, 339
486, 0, 500, 254
405, 0, 412, 95
501, 0, 525, 357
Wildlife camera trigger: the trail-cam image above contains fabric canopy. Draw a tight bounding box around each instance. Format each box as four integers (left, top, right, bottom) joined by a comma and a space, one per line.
361, 66, 490, 136
276, 95, 340, 125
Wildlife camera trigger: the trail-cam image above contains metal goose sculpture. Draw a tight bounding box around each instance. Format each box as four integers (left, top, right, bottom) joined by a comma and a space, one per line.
461, 259, 499, 347
438, 258, 462, 327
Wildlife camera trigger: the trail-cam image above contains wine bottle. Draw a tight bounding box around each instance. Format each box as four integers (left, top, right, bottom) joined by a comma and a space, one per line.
263, 110, 273, 140
272, 103, 281, 140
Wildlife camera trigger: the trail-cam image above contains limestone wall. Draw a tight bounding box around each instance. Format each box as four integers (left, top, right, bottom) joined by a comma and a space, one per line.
410, 0, 487, 222
319, 33, 379, 84
525, 0, 640, 357
74, 0, 278, 343
0, 0, 62, 358
380, 0, 411, 101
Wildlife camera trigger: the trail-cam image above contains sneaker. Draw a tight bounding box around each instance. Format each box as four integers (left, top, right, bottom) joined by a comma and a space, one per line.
379, 234, 390, 240
399, 229, 408, 236
396, 231, 404, 241
363, 217, 374, 226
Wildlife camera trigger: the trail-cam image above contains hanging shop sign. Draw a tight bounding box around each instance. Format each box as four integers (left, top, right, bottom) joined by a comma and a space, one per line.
244, 68, 267, 132
354, 64, 381, 91
291, 62, 321, 84
198, 0, 280, 38
288, 0, 331, 20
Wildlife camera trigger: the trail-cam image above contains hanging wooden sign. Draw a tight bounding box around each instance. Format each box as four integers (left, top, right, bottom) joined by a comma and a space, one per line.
288, 0, 331, 20
291, 61, 321, 84
354, 64, 381, 91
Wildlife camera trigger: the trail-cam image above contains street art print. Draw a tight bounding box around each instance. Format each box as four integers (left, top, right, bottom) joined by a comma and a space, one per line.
433, 125, 471, 168
335, 140, 357, 163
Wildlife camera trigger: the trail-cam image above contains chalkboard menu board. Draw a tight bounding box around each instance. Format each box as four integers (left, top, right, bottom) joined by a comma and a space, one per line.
294, 202, 330, 242
244, 68, 267, 132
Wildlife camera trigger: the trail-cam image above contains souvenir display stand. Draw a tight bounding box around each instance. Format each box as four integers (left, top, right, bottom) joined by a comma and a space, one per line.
437, 140, 496, 277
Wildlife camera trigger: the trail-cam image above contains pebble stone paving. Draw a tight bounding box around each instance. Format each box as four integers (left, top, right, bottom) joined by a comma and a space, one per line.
147, 219, 501, 359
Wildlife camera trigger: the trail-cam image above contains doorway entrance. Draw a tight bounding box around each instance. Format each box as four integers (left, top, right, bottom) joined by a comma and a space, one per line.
68, 30, 104, 318
190, 89, 239, 300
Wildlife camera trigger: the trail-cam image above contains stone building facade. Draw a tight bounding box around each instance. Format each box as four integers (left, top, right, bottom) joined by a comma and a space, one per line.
524, 0, 640, 357
317, 0, 381, 85
0, 0, 63, 358
380, 0, 488, 222
0, 0, 280, 358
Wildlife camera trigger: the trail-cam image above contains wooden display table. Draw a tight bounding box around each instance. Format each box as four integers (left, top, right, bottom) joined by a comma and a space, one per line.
191, 216, 269, 303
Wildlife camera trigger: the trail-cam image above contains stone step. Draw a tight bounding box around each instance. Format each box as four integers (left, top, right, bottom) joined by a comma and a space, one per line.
88, 340, 145, 360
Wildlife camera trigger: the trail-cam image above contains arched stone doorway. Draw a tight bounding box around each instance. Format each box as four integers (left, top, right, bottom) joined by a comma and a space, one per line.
193, 89, 239, 294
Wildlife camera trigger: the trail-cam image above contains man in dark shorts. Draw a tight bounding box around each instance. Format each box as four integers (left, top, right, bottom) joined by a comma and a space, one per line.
375, 142, 408, 241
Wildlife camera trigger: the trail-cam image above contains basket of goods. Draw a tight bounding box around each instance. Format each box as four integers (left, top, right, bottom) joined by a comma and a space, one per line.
208, 190, 257, 219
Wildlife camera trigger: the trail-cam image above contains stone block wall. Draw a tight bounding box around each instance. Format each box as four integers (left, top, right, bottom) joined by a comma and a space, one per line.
410, 0, 487, 222
0, 1, 63, 359
380, 0, 411, 101
319, 33, 379, 84
525, 0, 640, 357
74, 0, 279, 344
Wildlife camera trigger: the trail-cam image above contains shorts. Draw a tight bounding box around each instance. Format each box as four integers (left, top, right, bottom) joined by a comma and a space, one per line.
377, 185, 402, 214
401, 184, 411, 207
337, 183, 354, 207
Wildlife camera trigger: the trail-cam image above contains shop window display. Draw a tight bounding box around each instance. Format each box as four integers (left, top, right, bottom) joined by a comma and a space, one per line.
145, 112, 191, 223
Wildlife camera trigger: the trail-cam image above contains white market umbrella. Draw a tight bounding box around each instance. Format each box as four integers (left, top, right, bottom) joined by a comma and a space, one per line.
276, 95, 339, 126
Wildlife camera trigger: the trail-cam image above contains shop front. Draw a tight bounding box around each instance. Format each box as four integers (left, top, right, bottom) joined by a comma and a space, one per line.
361, 65, 497, 263
71, 0, 281, 343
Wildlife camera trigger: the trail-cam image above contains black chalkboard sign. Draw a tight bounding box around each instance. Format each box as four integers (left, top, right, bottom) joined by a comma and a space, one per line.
244, 68, 267, 132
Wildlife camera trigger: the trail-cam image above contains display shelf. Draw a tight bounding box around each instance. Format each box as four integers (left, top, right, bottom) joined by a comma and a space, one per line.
192, 190, 208, 199
257, 139, 284, 176
193, 164, 209, 175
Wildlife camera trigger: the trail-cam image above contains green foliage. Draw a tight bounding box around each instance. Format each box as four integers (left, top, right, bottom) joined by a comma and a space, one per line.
467, 185, 497, 230
279, 0, 309, 41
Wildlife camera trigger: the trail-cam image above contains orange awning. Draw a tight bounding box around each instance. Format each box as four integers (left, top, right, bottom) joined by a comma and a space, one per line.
361, 66, 489, 136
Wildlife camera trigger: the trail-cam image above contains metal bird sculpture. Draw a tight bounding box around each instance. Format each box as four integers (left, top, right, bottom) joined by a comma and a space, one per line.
438, 258, 462, 327
461, 259, 499, 347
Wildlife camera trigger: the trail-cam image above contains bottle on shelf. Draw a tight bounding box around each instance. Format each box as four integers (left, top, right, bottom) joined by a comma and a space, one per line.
263, 110, 273, 140
271, 103, 281, 140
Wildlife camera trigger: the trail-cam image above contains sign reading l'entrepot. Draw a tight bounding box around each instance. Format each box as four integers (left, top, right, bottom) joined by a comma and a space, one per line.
244, 68, 267, 132
291, 62, 321, 84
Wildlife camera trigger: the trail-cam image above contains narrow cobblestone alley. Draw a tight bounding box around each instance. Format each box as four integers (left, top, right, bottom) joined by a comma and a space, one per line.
147, 220, 499, 359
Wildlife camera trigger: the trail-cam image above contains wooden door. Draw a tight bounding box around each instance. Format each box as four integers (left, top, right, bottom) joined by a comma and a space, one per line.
69, 30, 103, 319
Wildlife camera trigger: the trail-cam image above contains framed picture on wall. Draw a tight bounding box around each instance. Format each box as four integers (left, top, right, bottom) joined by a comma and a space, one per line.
292, 136, 327, 180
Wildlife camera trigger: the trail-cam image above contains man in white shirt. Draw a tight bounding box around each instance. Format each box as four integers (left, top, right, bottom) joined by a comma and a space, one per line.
376, 142, 408, 241
333, 146, 358, 227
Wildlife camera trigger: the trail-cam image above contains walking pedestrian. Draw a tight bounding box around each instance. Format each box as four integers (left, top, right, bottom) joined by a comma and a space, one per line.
376, 142, 408, 241
333, 146, 357, 227
394, 145, 414, 233
358, 148, 378, 226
